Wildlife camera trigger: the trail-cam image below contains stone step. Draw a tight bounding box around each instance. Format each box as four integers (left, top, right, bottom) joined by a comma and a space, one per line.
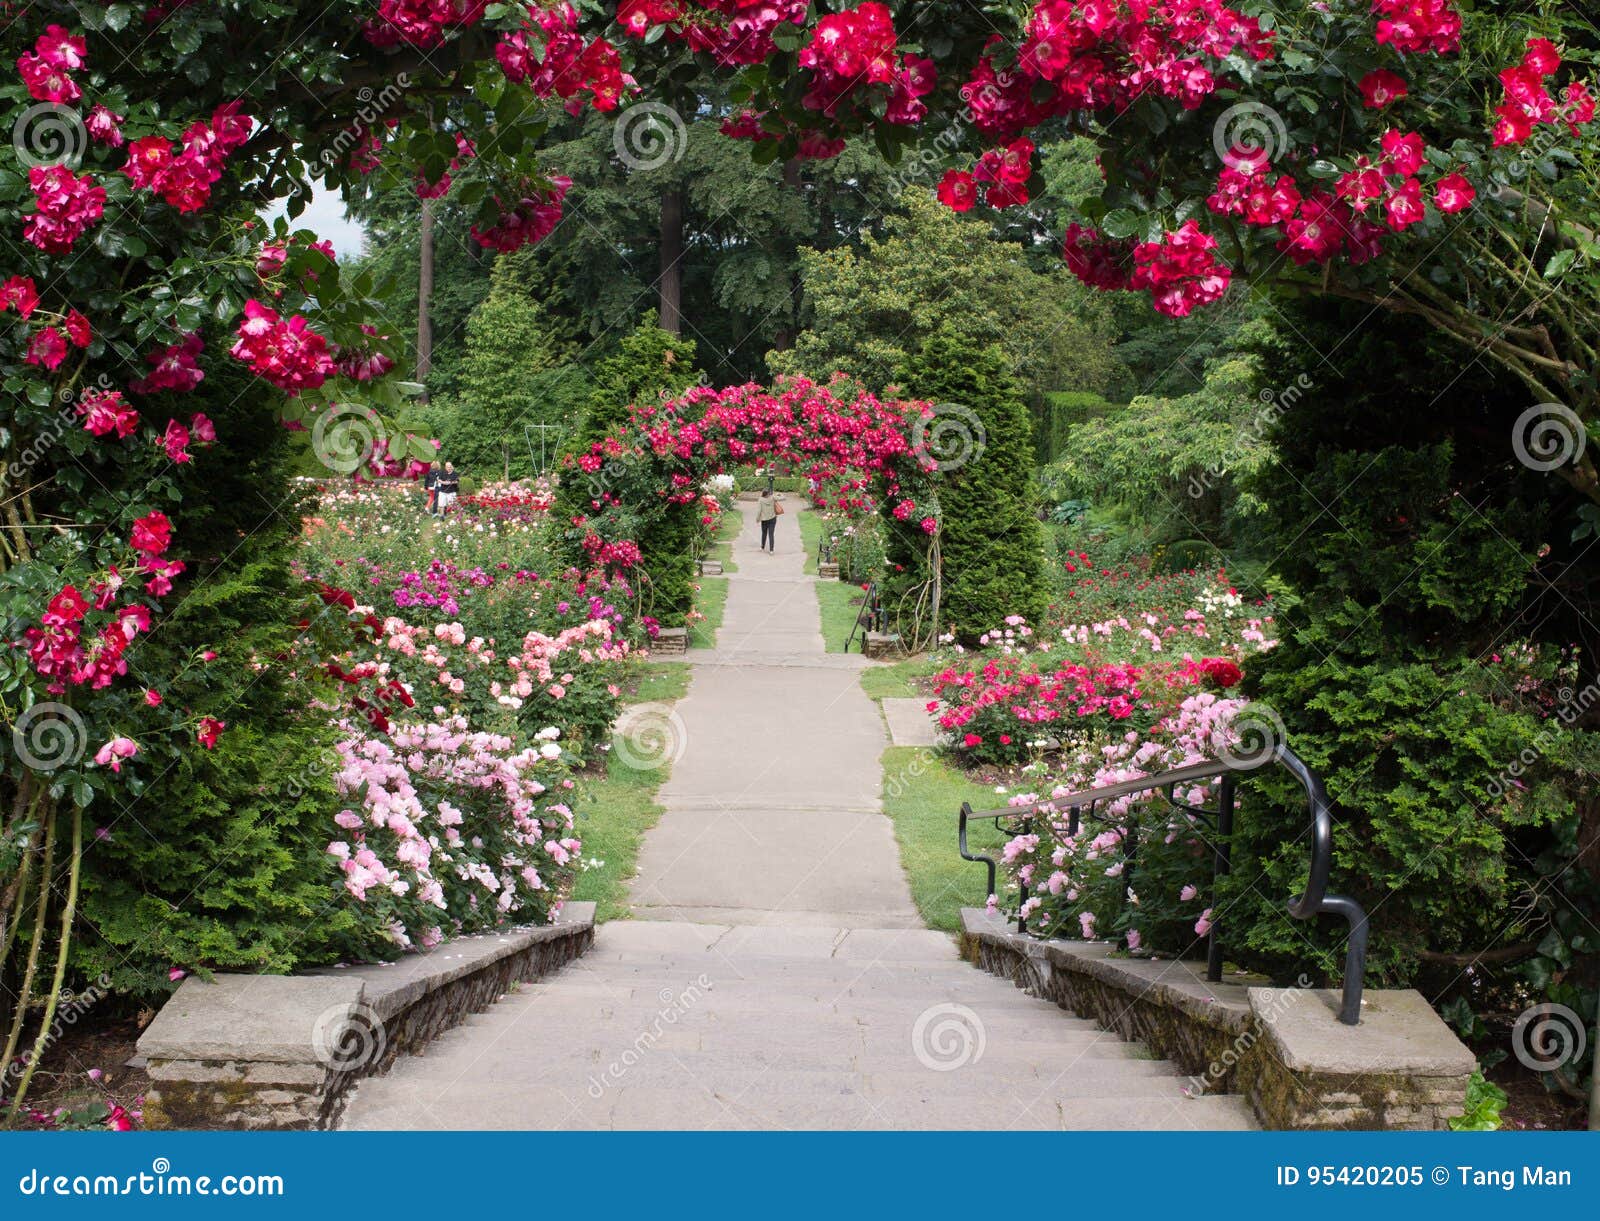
344, 1080, 1253, 1131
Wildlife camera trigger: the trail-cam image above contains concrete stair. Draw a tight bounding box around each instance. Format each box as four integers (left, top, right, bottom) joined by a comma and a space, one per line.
340, 920, 1257, 1131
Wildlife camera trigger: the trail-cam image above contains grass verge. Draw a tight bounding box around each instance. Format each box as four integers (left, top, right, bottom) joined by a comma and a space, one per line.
688, 576, 729, 649
572, 664, 693, 921
860, 653, 947, 700
817, 577, 866, 652
709, 504, 742, 573
879, 745, 1008, 932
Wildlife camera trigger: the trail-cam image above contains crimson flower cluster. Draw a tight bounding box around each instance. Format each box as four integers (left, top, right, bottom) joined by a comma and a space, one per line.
25, 513, 183, 695
123, 103, 253, 214
130, 332, 205, 395
616, 0, 805, 67
230, 300, 336, 392
25, 165, 105, 254
16, 24, 86, 103
1492, 38, 1595, 147
962, 0, 1271, 143
1062, 220, 1229, 318
938, 138, 1034, 211
469, 176, 572, 252
1371, 0, 1460, 55
796, 2, 934, 127
363, 0, 486, 47
496, 3, 629, 115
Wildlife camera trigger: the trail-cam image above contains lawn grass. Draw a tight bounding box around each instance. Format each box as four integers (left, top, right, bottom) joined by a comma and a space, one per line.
798, 505, 821, 575
708, 504, 742, 573
688, 576, 729, 649
571, 751, 670, 922
817, 576, 867, 652
572, 663, 694, 921
860, 653, 947, 700
879, 745, 1009, 932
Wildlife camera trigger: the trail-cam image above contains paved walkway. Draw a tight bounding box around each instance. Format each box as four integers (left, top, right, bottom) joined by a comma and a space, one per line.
341, 503, 1254, 1130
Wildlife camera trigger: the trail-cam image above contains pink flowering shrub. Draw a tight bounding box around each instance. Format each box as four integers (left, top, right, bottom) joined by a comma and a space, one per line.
328, 716, 580, 948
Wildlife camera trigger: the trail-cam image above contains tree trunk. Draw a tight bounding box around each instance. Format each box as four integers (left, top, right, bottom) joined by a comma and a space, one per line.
416, 196, 435, 397
658, 187, 683, 336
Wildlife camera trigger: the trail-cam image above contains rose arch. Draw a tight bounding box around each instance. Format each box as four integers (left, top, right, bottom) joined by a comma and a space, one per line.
550, 377, 965, 648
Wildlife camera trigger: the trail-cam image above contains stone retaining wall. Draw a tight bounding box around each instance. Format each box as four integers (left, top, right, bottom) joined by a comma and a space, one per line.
651, 627, 688, 656
959, 908, 1474, 1130
138, 902, 596, 1130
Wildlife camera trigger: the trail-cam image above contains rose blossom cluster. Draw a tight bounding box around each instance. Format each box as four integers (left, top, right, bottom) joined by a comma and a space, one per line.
496, 3, 629, 114
1061, 219, 1230, 318
470, 177, 571, 253
958, 0, 1271, 145
363, 0, 486, 47
796, 2, 935, 127
616, 0, 806, 68
1491, 38, 1595, 147
130, 332, 205, 395
123, 103, 253, 214
937, 138, 1034, 211
230, 299, 336, 392
24, 513, 183, 695
24, 165, 105, 255
16, 24, 86, 103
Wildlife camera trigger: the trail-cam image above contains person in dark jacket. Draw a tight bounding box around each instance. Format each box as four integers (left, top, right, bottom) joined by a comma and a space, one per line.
435, 462, 460, 515
423, 464, 439, 515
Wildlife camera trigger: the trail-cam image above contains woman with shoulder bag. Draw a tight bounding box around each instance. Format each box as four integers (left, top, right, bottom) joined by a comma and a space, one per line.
757, 487, 783, 553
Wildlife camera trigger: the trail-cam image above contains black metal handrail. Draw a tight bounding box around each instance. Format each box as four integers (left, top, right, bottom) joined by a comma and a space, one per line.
958, 743, 1369, 1025
844, 581, 883, 652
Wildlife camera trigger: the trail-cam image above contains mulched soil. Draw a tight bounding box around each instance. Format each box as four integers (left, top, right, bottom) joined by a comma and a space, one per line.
4, 1010, 152, 1130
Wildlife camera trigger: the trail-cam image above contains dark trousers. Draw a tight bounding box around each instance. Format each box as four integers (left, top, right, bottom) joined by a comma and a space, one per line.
759, 518, 776, 551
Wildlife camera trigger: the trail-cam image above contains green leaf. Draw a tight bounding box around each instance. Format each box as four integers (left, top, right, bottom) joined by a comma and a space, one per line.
1101, 209, 1142, 239
1543, 249, 1576, 279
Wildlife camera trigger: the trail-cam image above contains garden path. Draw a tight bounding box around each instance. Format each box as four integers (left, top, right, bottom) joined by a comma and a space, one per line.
341, 502, 1255, 1129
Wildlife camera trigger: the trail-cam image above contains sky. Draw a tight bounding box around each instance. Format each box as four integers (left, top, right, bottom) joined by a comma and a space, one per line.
266, 185, 367, 259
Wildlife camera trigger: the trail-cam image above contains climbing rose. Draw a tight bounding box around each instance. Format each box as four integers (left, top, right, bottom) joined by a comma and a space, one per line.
936, 169, 977, 212
25, 325, 67, 370
196, 717, 226, 749
78, 389, 139, 438
1358, 69, 1408, 109
0, 276, 39, 317
1433, 173, 1475, 213
130, 511, 173, 556
24, 164, 105, 253
92, 737, 139, 773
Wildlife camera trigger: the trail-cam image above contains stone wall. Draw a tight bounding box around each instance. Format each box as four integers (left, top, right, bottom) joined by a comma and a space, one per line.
863, 631, 902, 660
959, 908, 1474, 1130
139, 903, 596, 1130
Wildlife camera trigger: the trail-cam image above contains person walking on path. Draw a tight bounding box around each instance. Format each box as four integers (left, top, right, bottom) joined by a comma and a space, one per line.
422, 463, 439, 516
756, 486, 782, 553
434, 461, 461, 516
